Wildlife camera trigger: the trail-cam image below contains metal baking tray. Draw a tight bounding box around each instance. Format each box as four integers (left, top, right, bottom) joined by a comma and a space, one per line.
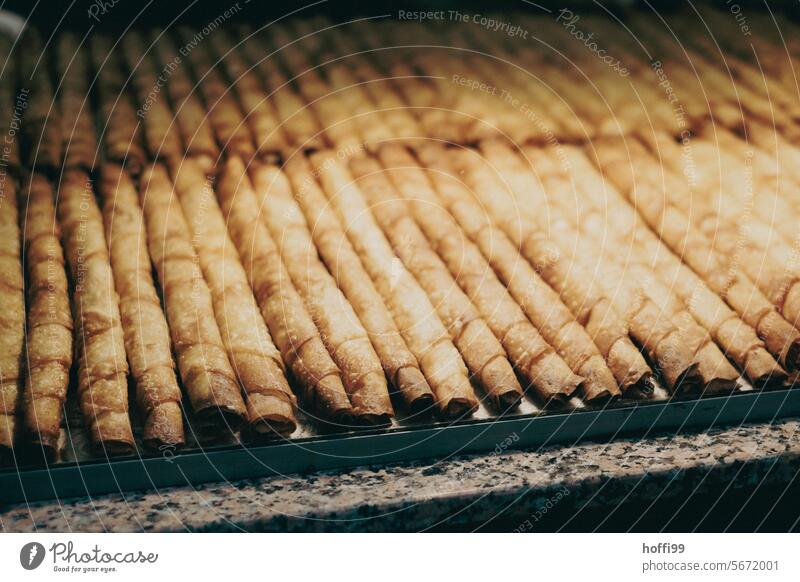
2, 379, 799, 505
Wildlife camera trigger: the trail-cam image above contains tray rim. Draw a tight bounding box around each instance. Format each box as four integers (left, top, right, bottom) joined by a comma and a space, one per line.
2, 388, 799, 505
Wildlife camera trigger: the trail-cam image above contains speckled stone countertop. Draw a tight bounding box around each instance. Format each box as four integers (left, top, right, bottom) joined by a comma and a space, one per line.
2, 419, 799, 532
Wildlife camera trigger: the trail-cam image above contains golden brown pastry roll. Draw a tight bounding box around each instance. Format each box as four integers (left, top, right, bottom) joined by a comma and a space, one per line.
120, 31, 184, 162
19, 29, 62, 169
350, 20, 440, 136
566, 142, 785, 388
414, 144, 620, 401
205, 31, 288, 154
237, 24, 325, 151
149, 30, 218, 162
449, 146, 653, 396
625, 264, 740, 394
0, 36, 22, 172
506, 142, 700, 393
593, 135, 800, 373
290, 19, 395, 150
537, 144, 741, 393
310, 151, 478, 417
652, 128, 800, 336
97, 165, 185, 449
90, 35, 147, 174
58, 170, 134, 454
377, 144, 590, 403
138, 163, 248, 437
216, 157, 352, 423
265, 25, 362, 151
20, 175, 74, 460
0, 176, 25, 455
175, 26, 256, 159
350, 154, 530, 408
320, 19, 423, 141
283, 157, 434, 413
55, 33, 98, 171
251, 164, 393, 423
170, 160, 298, 436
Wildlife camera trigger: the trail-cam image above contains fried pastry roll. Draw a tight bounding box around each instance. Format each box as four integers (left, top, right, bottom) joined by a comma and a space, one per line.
0, 177, 25, 455
311, 151, 478, 417
283, 157, 434, 413
139, 164, 247, 437
216, 157, 352, 423
449, 147, 653, 395
149, 30, 219, 162
58, 171, 134, 454
251, 164, 393, 423
351, 154, 532, 407
98, 165, 185, 449
20, 176, 74, 459
90, 35, 147, 174
120, 32, 184, 162
170, 160, 298, 436
414, 144, 620, 401
55, 33, 98, 171
567, 144, 785, 387
593, 136, 800, 373
497, 142, 700, 393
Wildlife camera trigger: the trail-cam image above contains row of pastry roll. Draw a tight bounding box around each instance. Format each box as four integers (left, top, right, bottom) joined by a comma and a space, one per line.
10, 12, 790, 169
189, 14, 756, 150
9, 10, 800, 170
419, 141, 788, 389
0, 150, 596, 457
5, 133, 797, 459
593, 129, 800, 374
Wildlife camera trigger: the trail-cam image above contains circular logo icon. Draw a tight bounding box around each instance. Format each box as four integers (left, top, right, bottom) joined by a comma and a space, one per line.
20, 542, 46, 570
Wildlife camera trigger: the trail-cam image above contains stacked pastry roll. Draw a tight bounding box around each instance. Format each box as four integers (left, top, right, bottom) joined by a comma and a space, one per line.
6, 8, 800, 461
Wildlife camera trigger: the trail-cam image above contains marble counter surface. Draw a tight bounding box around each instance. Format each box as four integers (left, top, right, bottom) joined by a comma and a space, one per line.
2, 419, 799, 532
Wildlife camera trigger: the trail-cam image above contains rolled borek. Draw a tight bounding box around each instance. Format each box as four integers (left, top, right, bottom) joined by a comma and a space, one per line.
58, 170, 134, 454
448, 146, 654, 396
500, 142, 701, 394
149, 30, 218, 162
206, 30, 289, 154
568, 143, 785, 388
0, 37, 21, 172
290, 19, 395, 150
310, 151, 478, 417
251, 164, 393, 424
119, 32, 184, 162
19, 29, 62, 169
593, 136, 800, 374
55, 33, 98, 171
20, 175, 74, 460
90, 35, 147, 174
539, 144, 741, 393
377, 144, 588, 403
139, 164, 247, 438
319, 19, 423, 141
236, 25, 325, 151
216, 157, 352, 423
170, 160, 298, 437
646, 129, 800, 335
265, 25, 362, 151
97, 165, 185, 449
283, 157, 434, 413
414, 144, 620, 401
351, 153, 530, 408
175, 27, 256, 159
0, 177, 25, 457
